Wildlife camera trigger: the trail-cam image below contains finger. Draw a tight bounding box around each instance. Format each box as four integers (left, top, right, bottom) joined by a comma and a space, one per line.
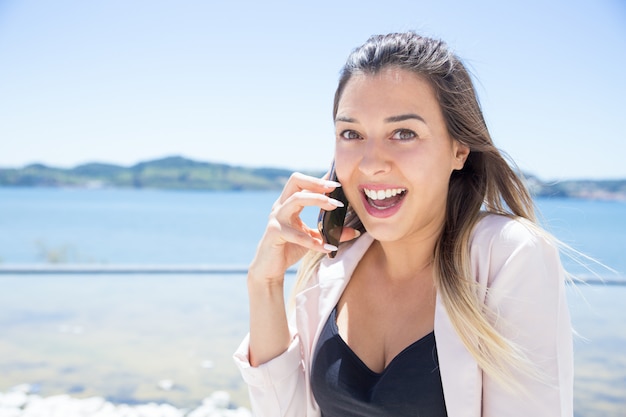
275, 190, 345, 224
272, 223, 337, 253
278, 172, 341, 204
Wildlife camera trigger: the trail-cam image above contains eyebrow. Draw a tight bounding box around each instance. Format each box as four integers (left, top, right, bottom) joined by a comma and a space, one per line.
334, 113, 426, 124
384, 113, 426, 123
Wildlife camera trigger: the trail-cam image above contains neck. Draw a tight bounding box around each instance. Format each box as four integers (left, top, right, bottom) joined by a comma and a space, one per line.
370, 226, 440, 283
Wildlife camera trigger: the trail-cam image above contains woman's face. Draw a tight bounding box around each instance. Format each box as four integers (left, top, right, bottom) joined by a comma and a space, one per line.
334, 67, 469, 243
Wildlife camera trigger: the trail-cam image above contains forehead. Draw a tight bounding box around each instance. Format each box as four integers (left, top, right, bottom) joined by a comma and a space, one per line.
337, 67, 439, 116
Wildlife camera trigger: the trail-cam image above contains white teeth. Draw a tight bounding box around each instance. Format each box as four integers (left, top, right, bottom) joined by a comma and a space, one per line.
363, 188, 406, 201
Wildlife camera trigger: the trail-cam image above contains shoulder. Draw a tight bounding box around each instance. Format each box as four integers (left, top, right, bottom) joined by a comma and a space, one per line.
471, 213, 543, 246
470, 213, 562, 288
471, 213, 556, 258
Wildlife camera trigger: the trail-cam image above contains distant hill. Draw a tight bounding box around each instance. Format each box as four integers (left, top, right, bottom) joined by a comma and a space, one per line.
0, 156, 309, 191
523, 174, 626, 200
0, 156, 624, 199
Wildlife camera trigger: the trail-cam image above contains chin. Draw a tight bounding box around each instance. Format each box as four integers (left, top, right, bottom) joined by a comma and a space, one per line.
359, 221, 408, 243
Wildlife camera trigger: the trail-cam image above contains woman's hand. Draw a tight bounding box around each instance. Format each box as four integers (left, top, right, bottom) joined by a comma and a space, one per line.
248, 172, 358, 286
246, 172, 358, 366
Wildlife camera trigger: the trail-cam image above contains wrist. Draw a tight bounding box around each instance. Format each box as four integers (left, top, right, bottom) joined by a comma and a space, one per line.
247, 272, 284, 294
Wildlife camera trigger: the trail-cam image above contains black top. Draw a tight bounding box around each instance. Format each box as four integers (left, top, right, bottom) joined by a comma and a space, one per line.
311, 307, 448, 417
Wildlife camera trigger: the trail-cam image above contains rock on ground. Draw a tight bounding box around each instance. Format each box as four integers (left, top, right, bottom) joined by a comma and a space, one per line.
0, 386, 251, 417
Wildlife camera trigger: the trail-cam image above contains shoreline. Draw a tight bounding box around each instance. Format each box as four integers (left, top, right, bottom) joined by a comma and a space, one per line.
0, 281, 624, 415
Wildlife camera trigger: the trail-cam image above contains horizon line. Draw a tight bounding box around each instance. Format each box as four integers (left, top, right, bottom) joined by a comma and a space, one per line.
1, 154, 625, 182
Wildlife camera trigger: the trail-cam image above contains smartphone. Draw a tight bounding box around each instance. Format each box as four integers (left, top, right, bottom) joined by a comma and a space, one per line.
317, 162, 349, 258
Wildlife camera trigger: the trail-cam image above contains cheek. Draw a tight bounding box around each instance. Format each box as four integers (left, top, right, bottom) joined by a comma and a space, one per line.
333, 154, 363, 207
333, 148, 357, 183
397, 151, 452, 186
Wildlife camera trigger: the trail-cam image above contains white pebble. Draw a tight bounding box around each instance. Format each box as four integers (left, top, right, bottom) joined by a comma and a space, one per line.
0, 409, 22, 417
0, 391, 28, 409
208, 391, 230, 409
157, 380, 174, 391
0, 390, 250, 417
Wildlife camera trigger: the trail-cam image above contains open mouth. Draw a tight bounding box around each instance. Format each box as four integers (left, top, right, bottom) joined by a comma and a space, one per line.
363, 187, 407, 210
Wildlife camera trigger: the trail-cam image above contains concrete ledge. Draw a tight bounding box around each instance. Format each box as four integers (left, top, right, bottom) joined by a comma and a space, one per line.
0, 264, 298, 275
0, 265, 621, 284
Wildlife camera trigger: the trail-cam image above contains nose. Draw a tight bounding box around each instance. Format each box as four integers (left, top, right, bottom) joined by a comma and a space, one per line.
358, 139, 391, 177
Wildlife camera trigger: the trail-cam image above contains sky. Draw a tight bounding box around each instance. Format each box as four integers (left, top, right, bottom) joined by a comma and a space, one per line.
0, 0, 625, 180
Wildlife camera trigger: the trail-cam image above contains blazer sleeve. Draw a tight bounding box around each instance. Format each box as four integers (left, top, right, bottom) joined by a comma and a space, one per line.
233, 329, 308, 417
472, 216, 573, 417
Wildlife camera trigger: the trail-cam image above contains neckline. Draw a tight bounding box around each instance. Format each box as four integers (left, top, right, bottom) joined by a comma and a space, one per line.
329, 307, 435, 376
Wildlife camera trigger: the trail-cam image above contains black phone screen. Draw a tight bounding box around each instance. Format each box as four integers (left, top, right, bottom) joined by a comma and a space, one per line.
317, 163, 349, 257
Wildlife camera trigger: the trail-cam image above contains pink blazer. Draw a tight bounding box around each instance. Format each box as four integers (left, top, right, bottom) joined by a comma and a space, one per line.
234, 214, 573, 416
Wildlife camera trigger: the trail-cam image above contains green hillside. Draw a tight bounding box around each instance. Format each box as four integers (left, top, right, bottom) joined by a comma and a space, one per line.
0, 156, 303, 191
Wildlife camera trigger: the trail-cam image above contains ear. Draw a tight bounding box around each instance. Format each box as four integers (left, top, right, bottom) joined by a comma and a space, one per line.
452, 142, 470, 171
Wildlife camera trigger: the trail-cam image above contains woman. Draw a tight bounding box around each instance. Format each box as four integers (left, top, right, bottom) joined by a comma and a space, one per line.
234, 32, 573, 417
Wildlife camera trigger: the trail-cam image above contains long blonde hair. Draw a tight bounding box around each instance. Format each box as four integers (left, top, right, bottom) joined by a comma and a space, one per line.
293, 32, 542, 389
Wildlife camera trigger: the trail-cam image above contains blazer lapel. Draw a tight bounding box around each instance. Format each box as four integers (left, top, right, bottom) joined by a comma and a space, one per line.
435, 293, 482, 417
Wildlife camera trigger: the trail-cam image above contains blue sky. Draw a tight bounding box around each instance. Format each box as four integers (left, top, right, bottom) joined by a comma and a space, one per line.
0, 0, 624, 180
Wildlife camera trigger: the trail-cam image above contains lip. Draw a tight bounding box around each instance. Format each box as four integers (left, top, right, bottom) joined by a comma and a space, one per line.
359, 184, 407, 218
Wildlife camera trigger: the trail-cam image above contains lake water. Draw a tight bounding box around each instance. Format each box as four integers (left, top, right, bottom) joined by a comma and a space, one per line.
1, 187, 624, 275
0, 187, 625, 415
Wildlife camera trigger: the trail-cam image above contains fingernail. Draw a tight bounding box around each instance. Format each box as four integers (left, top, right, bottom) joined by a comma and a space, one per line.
324, 180, 341, 189
323, 244, 338, 252
353, 230, 361, 238
329, 198, 345, 207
